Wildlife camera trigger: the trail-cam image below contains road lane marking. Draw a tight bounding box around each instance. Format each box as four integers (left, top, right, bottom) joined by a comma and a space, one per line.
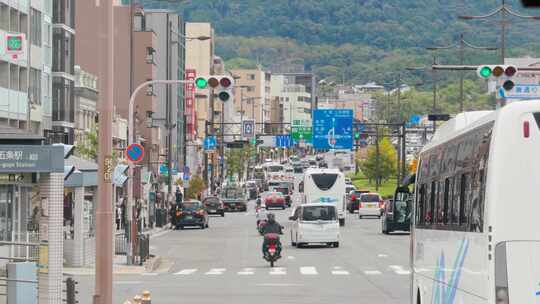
377, 254, 388, 258
141, 273, 158, 276
173, 269, 198, 275
389, 265, 404, 270
287, 256, 295, 260
395, 269, 411, 275
364, 270, 382, 275
205, 268, 226, 275
238, 268, 255, 275
300, 267, 318, 275
256, 283, 304, 287
332, 270, 350, 275
269, 267, 286, 275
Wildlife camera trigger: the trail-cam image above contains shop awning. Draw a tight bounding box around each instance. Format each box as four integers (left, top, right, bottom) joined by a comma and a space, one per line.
65, 156, 98, 187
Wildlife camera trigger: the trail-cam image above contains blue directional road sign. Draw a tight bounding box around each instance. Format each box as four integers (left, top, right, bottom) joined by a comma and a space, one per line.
312, 109, 353, 150
276, 135, 292, 148
204, 136, 217, 150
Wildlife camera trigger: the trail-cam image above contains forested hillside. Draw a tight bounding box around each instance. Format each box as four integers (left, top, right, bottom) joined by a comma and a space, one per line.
141, 0, 540, 85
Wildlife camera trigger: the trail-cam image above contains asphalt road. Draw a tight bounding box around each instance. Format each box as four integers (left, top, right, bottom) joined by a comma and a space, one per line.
75, 198, 411, 304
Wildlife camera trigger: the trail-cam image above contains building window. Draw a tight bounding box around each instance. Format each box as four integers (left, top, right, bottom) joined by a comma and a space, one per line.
248, 74, 255, 80
0, 61, 8, 89
30, 9, 42, 46
52, 78, 74, 123
0, 4, 9, 32
246, 86, 255, 92
30, 68, 42, 104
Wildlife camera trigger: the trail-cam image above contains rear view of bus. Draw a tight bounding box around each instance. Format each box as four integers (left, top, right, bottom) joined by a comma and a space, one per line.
303, 168, 346, 226
411, 101, 540, 304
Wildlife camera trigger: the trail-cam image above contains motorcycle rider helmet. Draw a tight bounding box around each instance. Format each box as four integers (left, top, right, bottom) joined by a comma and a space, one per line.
267, 213, 276, 223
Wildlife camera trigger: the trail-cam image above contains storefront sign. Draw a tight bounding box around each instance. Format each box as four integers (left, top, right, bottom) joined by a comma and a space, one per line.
0, 146, 63, 173
185, 69, 197, 139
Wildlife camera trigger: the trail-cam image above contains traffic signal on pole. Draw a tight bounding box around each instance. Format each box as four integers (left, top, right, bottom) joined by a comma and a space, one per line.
476, 65, 518, 91
354, 132, 361, 140
194, 75, 234, 102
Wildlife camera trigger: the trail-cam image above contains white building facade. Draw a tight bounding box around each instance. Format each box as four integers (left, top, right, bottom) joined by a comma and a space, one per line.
0, 0, 53, 133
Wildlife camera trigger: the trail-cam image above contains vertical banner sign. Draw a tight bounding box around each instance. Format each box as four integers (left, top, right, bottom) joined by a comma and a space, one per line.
185, 69, 196, 140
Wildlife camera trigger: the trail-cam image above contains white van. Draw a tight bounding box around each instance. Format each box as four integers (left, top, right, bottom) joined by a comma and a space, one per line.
302, 168, 347, 226
289, 203, 340, 248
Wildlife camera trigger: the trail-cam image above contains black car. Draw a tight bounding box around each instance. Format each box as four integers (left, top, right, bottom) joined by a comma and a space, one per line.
382, 186, 412, 234
174, 200, 209, 229
202, 197, 225, 217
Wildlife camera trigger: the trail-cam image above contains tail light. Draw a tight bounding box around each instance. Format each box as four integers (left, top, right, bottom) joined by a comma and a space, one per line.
176, 211, 182, 216
524, 121, 530, 138
379, 200, 385, 209
351, 195, 356, 201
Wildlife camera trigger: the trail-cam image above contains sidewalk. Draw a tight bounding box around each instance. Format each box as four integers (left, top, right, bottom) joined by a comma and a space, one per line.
64, 224, 172, 276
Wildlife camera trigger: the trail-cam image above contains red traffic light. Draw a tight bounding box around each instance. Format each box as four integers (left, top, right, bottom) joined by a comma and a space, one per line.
505, 66, 517, 77
220, 77, 232, 88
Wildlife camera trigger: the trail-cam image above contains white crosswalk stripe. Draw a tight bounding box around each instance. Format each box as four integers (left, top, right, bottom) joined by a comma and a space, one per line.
331, 270, 350, 275
238, 268, 255, 275
141, 272, 158, 276
364, 270, 382, 275
269, 267, 287, 275
173, 269, 198, 275
300, 266, 318, 275
205, 268, 226, 275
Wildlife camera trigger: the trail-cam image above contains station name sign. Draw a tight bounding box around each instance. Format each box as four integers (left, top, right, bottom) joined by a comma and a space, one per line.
0, 146, 64, 173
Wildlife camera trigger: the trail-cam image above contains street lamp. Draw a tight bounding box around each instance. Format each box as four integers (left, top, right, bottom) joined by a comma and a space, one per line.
459, 0, 540, 64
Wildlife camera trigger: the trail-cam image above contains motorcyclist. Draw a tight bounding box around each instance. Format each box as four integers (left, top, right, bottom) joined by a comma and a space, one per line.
261, 213, 283, 258
255, 199, 268, 228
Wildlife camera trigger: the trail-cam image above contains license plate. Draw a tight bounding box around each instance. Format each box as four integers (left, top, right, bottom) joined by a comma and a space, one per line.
210, 210, 217, 213
367, 204, 376, 208
185, 216, 192, 220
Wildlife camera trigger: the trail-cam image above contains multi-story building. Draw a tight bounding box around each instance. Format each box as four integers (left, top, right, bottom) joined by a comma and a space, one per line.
230, 68, 272, 132
144, 10, 185, 175
0, 0, 53, 134
271, 75, 311, 126
185, 22, 214, 175
73, 65, 97, 146
51, 0, 75, 144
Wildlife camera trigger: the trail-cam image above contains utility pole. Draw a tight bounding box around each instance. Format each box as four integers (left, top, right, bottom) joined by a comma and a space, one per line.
167, 19, 173, 205
94, 0, 114, 302
375, 126, 380, 191
432, 55, 437, 132
396, 73, 402, 123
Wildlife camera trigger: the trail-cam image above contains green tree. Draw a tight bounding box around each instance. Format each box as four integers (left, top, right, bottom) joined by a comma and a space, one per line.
225, 145, 255, 180
75, 127, 98, 161
360, 137, 397, 186
186, 175, 206, 199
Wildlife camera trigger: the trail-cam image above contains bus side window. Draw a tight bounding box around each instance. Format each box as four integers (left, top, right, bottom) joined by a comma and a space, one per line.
451, 175, 460, 225
459, 173, 469, 227
443, 178, 450, 224
428, 181, 436, 224
416, 184, 426, 226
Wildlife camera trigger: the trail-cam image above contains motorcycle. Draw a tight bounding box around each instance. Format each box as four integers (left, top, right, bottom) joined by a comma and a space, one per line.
263, 233, 282, 267
257, 219, 267, 235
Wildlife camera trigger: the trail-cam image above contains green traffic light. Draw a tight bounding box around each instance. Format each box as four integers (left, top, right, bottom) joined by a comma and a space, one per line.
479, 66, 492, 78
251, 138, 257, 145
354, 132, 360, 140
195, 77, 208, 89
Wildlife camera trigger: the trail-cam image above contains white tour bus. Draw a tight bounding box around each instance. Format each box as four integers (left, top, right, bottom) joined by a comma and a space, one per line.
302, 168, 346, 226
412, 101, 540, 304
